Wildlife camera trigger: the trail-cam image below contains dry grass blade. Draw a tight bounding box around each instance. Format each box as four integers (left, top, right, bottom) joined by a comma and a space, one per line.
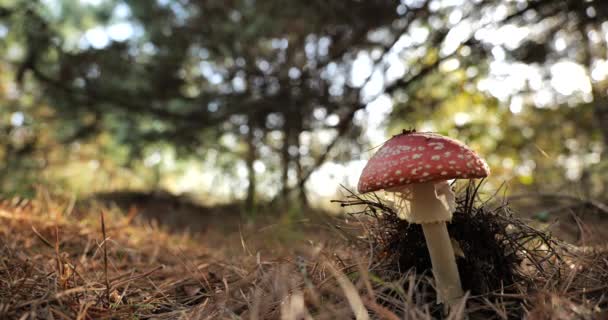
100, 210, 111, 305
31, 225, 54, 249
325, 261, 370, 320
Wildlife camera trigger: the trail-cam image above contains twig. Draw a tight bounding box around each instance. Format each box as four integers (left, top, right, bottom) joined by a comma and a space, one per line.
100, 210, 110, 304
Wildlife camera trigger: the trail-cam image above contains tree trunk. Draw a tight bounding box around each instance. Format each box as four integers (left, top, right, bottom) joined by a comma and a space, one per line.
580, 25, 608, 154
280, 116, 291, 208
295, 152, 308, 209
592, 95, 608, 153
294, 113, 308, 209
580, 24, 608, 198
245, 118, 257, 215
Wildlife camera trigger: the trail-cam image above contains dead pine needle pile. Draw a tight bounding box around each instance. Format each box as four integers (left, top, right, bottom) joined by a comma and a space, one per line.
335, 182, 608, 319
0, 185, 607, 319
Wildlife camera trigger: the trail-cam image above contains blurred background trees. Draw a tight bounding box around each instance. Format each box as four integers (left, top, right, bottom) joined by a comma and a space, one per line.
1, 0, 607, 214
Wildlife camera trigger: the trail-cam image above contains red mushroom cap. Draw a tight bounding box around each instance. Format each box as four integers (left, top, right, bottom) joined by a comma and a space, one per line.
357, 132, 490, 194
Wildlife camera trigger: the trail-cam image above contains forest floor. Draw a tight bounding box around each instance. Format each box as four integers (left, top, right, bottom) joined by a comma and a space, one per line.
1, 188, 607, 319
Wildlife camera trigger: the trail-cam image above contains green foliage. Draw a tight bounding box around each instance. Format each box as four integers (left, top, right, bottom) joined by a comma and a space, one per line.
0, 0, 607, 204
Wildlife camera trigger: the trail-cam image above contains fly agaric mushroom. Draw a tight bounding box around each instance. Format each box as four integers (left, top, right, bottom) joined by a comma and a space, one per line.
357, 131, 489, 307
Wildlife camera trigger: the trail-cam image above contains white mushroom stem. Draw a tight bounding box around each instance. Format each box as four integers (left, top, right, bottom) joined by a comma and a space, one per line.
420, 223, 463, 305
397, 182, 464, 307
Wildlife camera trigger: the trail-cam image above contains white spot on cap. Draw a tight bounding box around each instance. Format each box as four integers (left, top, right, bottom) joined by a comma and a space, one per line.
431, 155, 441, 160
429, 142, 445, 150
412, 154, 422, 159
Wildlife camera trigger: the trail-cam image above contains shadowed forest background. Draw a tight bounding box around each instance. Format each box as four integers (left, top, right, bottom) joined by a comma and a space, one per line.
2, 0, 607, 210
1, 0, 608, 319
0, 0, 606, 212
